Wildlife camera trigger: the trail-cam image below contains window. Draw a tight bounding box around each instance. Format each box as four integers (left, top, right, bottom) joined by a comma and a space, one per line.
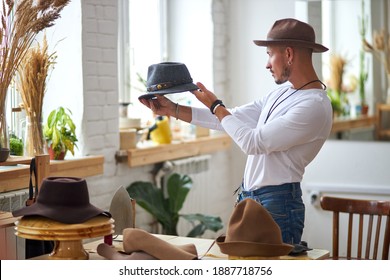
118, 0, 167, 124
118, 0, 213, 126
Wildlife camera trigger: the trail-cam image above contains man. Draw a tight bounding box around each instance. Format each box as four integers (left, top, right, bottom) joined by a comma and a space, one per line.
139, 18, 332, 247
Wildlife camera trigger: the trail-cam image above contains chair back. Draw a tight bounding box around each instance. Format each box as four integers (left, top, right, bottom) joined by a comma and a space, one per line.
320, 196, 390, 260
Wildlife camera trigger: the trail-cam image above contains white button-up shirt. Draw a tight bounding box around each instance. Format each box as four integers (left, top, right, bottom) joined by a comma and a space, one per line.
191, 85, 333, 191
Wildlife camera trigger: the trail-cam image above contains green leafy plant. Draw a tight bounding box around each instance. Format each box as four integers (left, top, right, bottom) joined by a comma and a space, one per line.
9, 134, 23, 156
43, 107, 78, 160
126, 173, 223, 237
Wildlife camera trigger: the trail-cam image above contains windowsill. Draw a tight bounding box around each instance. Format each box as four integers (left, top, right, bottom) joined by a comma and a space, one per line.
0, 155, 104, 193
116, 133, 232, 167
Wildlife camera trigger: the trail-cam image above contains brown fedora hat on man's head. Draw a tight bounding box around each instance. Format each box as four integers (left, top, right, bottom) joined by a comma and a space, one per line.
12, 177, 111, 224
139, 62, 199, 100
216, 198, 294, 258
254, 18, 328, 53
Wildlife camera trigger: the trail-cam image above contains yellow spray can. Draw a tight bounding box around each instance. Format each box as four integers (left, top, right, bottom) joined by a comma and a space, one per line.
148, 116, 172, 144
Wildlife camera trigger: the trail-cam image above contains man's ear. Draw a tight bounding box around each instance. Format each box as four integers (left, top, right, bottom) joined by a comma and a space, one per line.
285, 46, 294, 61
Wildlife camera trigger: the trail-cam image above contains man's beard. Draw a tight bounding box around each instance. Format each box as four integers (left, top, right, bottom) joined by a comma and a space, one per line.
275, 65, 290, 85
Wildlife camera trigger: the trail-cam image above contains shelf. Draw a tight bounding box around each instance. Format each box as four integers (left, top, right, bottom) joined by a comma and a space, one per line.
122, 134, 232, 167
0, 155, 104, 193
331, 115, 376, 134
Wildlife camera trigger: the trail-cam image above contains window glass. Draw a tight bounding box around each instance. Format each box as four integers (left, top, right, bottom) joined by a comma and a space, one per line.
119, 0, 165, 125
118, 0, 213, 127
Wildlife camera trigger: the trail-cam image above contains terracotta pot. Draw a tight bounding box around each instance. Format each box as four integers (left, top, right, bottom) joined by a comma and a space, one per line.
361, 104, 369, 115
48, 146, 66, 160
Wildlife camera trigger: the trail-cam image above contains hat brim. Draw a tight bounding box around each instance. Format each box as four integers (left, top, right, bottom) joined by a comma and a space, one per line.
253, 39, 328, 53
123, 228, 198, 260
216, 236, 294, 257
139, 83, 199, 100
12, 203, 111, 224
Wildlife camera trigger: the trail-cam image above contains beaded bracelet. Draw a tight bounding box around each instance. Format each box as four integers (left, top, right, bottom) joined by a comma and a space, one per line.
210, 99, 225, 114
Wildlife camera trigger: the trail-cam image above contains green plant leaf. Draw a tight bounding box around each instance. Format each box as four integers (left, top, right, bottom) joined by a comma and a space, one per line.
167, 173, 192, 215
44, 106, 78, 157
126, 181, 174, 232
181, 213, 223, 237
186, 224, 206, 238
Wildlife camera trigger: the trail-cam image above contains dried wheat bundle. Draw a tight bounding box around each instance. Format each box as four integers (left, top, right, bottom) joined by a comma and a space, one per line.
329, 54, 347, 92
17, 34, 56, 155
0, 0, 70, 112
363, 29, 390, 79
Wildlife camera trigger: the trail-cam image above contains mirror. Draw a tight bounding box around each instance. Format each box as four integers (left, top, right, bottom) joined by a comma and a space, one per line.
320, 0, 390, 141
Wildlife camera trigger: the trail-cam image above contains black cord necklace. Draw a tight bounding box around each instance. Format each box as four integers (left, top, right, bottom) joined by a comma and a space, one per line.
264, 79, 326, 124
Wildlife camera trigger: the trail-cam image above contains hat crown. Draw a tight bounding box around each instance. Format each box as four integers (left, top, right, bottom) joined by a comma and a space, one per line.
216, 198, 294, 257
267, 18, 315, 43
253, 18, 328, 53
146, 62, 193, 90
38, 177, 90, 207
226, 199, 283, 245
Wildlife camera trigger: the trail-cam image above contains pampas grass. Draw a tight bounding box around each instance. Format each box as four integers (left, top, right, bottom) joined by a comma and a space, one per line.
17, 34, 56, 155
0, 0, 70, 150
329, 54, 347, 93
363, 29, 390, 80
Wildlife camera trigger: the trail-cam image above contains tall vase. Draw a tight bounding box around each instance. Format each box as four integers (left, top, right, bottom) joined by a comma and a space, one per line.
0, 102, 10, 162
24, 116, 47, 157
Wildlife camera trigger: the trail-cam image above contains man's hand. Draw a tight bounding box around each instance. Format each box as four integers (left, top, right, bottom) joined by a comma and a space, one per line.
138, 95, 175, 117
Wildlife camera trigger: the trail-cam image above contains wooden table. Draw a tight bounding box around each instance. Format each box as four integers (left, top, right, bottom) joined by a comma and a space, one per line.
81, 234, 329, 260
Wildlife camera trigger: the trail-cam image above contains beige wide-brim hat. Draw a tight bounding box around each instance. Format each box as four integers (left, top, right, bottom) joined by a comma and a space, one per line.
216, 198, 294, 258
254, 18, 328, 53
97, 228, 198, 260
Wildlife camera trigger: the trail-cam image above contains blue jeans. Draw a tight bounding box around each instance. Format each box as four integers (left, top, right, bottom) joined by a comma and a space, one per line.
237, 182, 305, 245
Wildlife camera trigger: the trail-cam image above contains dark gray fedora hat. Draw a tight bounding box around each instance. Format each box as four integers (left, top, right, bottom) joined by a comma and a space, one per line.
139, 62, 199, 100
254, 18, 328, 53
12, 177, 111, 224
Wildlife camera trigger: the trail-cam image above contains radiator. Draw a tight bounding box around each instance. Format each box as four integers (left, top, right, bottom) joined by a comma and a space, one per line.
0, 189, 29, 212
160, 155, 213, 237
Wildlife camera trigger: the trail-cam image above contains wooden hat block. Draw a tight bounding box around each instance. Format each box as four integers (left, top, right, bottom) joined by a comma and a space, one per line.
15, 215, 114, 260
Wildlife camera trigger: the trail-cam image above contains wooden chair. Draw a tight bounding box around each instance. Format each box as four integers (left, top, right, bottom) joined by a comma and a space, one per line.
375, 103, 390, 140
320, 196, 390, 260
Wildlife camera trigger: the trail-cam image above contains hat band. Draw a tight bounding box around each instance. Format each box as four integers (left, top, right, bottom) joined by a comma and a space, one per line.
147, 78, 193, 92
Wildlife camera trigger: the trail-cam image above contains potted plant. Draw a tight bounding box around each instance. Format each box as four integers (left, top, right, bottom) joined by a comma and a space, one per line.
127, 173, 223, 237
9, 134, 23, 156
43, 107, 78, 160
